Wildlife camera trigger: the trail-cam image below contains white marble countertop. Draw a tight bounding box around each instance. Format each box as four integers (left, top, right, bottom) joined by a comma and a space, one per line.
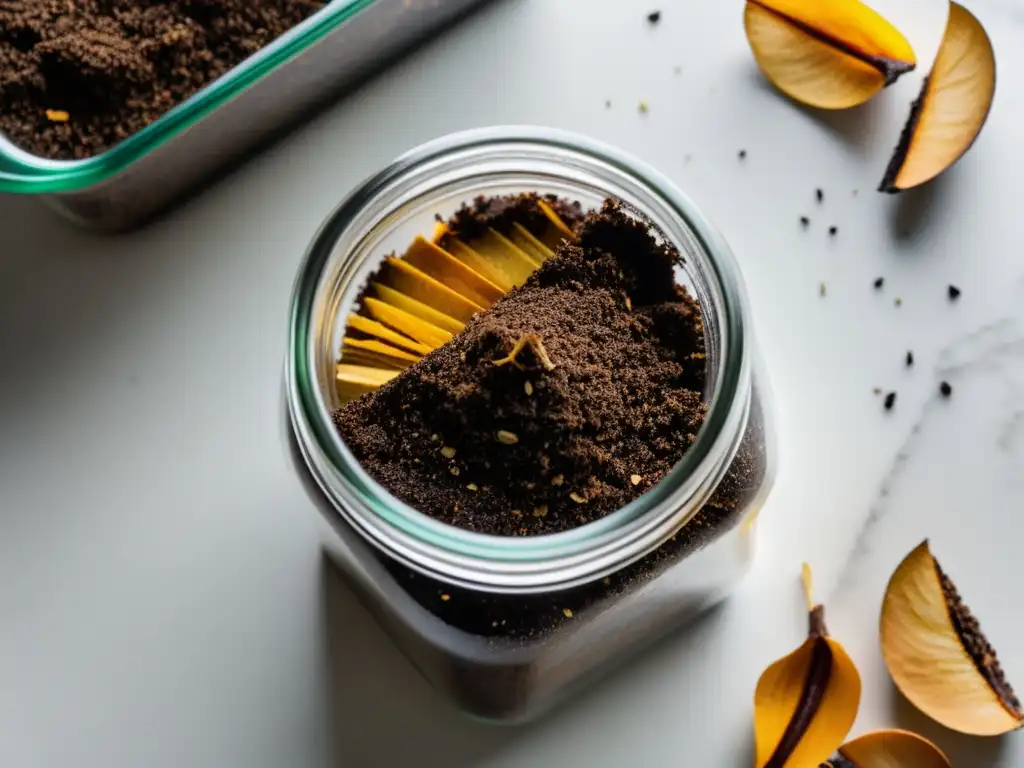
3, 0, 1023, 765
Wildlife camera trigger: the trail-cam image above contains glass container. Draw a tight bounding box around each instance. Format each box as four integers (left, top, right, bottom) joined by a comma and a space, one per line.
0, 0, 488, 230
284, 127, 777, 722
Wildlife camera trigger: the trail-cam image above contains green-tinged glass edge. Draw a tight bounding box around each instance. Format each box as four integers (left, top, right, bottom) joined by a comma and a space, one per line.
0, 0, 376, 194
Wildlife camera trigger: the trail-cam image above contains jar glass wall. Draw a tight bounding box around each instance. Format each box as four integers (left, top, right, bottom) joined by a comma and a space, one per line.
285, 127, 776, 721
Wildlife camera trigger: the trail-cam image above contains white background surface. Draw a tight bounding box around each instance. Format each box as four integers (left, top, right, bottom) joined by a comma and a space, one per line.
3, 0, 1024, 765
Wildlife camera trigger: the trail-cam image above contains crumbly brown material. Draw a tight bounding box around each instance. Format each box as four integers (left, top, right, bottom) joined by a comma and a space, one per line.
336, 200, 707, 536
937, 560, 1024, 716
0, 0, 324, 159
342, 195, 768, 638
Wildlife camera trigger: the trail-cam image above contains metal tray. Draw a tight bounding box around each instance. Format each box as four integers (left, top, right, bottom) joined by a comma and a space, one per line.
0, 0, 489, 231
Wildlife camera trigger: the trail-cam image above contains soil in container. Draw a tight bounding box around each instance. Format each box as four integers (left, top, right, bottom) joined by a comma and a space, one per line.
0, 0, 324, 160
333, 195, 767, 639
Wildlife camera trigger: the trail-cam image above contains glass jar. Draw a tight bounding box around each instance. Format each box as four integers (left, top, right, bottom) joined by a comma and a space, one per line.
284, 127, 777, 723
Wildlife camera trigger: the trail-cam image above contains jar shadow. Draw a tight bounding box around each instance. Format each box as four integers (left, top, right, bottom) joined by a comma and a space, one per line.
319, 555, 516, 767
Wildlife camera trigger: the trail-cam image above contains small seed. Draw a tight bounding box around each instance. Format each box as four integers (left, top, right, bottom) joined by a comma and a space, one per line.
563, 608, 574, 618
533, 505, 548, 518
738, 149, 747, 160
449, 467, 460, 476
800, 216, 810, 228
884, 392, 897, 411
874, 277, 885, 290
524, 381, 534, 396
631, 474, 643, 486
894, 297, 903, 307
638, 101, 649, 114
552, 474, 565, 486
828, 226, 838, 236
647, 10, 661, 24
905, 351, 914, 367
816, 188, 824, 203
940, 381, 953, 398
440, 446, 456, 459
430, 434, 439, 441
948, 284, 962, 300
466, 483, 478, 491
510, 509, 523, 518
45, 109, 70, 122
819, 282, 827, 297
440, 593, 450, 602
569, 492, 588, 504
625, 296, 632, 311
496, 430, 519, 445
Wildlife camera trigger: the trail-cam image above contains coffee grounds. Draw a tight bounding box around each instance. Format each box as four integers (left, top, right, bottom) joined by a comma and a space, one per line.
335, 200, 709, 536
0, 0, 324, 159
378, 389, 766, 639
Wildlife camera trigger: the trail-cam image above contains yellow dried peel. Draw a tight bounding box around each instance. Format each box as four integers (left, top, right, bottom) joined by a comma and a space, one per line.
744, 0, 915, 110
536, 199, 580, 249
335, 364, 400, 400
346, 313, 432, 355
403, 236, 504, 307
362, 297, 453, 349
821, 729, 951, 767
754, 564, 861, 768
510, 222, 555, 262
378, 258, 485, 323
879, 2, 997, 192
880, 540, 1024, 736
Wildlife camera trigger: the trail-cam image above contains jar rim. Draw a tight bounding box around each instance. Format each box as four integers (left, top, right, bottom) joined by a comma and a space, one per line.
286, 126, 753, 592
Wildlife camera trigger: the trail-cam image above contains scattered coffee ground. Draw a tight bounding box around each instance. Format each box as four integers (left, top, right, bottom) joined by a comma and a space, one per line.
0, 0, 325, 159
338, 198, 768, 638
828, 225, 838, 237
906, 351, 914, 367
816, 188, 824, 203
940, 381, 953, 398
647, 10, 662, 24
884, 391, 897, 411
948, 284, 962, 301
738, 149, 747, 160
874, 277, 885, 290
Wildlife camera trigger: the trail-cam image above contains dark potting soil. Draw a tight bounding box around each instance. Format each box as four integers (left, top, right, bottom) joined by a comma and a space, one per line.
379, 390, 767, 640
336, 199, 709, 536
0, 0, 324, 159
336, 197, 768, 638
